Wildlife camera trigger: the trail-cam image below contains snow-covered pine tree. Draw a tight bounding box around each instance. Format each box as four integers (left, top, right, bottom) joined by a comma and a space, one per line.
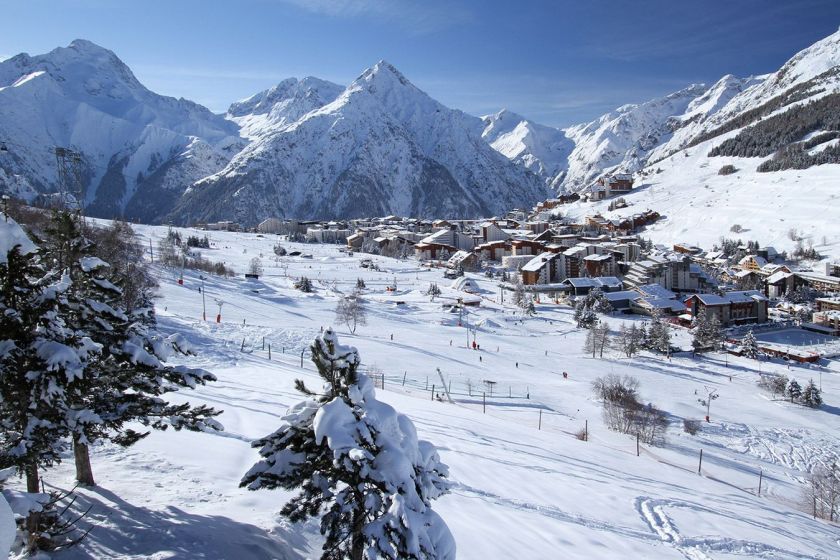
739, 330, 761, 359
522, 296, 536, 316
786, 379, 803, 403
0, 235, 103, 544
802, 379, 822, 408
647, 316, 671, 355
512, 277, 525, 307
691, 308, 720, 352
42, 212, 222, 485
707, 314, 723, 351
241, 329, 455, 560
0, 245, 87, 493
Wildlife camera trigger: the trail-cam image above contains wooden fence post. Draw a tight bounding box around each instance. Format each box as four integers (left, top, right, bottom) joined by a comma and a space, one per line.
538, 409, 542, 430
402, 371, 407, 386
483, 392, 486, 414
431, 384, 435, 400
698, 449, 703, 474
758, 469, 762, 497
636, 433, 640, 456
268, 344, 271, 360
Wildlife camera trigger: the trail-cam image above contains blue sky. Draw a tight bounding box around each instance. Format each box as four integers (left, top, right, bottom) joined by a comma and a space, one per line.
2, 0, 840, 127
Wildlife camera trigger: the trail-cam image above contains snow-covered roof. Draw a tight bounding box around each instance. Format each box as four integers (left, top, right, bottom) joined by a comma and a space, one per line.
688, 290, 767, 305
563, 276, 622, 289
603, 290, 641, 302
447, 250, 474, 265
766, 271, 793, 284
634, 283, 677, 300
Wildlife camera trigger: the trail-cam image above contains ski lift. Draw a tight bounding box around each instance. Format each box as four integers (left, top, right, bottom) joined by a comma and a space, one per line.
0, 142, 8, 152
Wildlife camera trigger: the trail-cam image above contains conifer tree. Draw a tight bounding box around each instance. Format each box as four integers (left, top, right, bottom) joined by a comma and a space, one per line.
739, 330, 761, 359
0, 246, 85, 492
42, 212, 222, 485
786, 379, 803, 403
241, 329, 455, 560
802, 379, 822, 408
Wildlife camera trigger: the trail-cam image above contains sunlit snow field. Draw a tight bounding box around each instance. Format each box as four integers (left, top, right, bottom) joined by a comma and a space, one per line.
23, 222, 840, 560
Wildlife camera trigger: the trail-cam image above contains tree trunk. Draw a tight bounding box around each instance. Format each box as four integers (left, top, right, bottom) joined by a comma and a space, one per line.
25, 462, 41, 550
73, 435, 95, 486
350, 504, 365, 560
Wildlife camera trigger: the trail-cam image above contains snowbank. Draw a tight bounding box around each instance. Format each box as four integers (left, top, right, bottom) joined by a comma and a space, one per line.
0, 217, 36, 264
0, 492, 13, 558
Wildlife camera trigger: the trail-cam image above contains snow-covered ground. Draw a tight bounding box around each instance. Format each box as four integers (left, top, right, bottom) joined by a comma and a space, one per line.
13, 223, 839, 559
562, 146, 840, 262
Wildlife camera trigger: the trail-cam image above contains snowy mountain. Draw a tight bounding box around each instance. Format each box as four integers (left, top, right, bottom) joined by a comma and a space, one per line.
558, 84, 710, 191
0, 39, 243, 223
481, 109, 574, 183
170, 61, 547, 224
561, 29, 840, 259
226, 77, 344, 140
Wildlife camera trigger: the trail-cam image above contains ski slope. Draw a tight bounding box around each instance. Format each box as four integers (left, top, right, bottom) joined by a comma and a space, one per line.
24, 223, 840, 559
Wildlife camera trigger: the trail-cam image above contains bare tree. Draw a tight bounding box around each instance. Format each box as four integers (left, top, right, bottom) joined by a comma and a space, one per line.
248, 257, 264, 276
807, 462, 839, 521
335, 292, 367, 334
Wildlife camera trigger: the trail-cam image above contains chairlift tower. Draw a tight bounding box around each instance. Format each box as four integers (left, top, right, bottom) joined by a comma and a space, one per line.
54, 146, 84, 213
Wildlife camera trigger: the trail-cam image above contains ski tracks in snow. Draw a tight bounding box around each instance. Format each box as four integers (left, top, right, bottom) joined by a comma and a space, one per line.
634, 497, 826, 560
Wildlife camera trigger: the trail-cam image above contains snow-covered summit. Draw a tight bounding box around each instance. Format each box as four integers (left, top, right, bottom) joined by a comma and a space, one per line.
0, 39, 242, 223
559, 83, 709, 191
171, 60, 546, 224
481, 109, 574, 182
226, 76, 343, 139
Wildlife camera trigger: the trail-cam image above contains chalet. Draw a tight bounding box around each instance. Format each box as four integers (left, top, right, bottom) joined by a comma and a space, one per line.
414, 242, 457, 261
447, 250, 480, 272
603, 290, 641, 312
346, 232, 366, 250
765, 270, 794, 299
684, 290, 768, 326
827, 261, 840, 278
560, 276, 623, 297
738, 255, 768, 271
758, 263, 790, 277
734, 269, 761, 290
476, 240, 511, 262
599, 173, 633, 194
673, 243, 703, 255
629, 284, 684, 316
510, 238, 546, 257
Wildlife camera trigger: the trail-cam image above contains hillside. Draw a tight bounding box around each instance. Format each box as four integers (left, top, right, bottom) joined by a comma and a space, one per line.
8, 222, 835, 559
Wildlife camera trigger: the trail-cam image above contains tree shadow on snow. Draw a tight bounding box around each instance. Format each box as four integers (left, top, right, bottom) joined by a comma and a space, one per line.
56, 484, 309, 560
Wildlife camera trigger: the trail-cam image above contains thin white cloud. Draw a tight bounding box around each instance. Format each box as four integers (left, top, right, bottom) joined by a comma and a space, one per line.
278, 0, 473, 34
